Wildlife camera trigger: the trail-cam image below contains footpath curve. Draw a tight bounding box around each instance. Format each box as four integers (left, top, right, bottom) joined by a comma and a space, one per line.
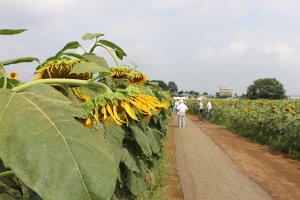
172, 113, 273, 200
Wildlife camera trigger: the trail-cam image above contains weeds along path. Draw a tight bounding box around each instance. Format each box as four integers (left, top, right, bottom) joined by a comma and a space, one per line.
172, 113, 273, 200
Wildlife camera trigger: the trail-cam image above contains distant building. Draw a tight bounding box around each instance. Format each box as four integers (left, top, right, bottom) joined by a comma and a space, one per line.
220, 86, 236, 97
287, 95, 300, 100
179, 93, 193, 99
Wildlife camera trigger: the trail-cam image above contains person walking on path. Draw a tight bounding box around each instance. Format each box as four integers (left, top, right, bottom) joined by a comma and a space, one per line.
198, 99, 204, 121
176, 99, 188, 128
206, 99, 212, 122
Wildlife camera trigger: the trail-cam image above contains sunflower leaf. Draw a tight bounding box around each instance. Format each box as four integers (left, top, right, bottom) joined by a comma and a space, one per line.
0, 29, 27, 35
82, 33, 104, 41
83, 53, 113, 87
72, 62, 111, 77
98, 40, 127, 60
0, 84, 118, 200
3, 57, 40, 66
55, 41, 81, 58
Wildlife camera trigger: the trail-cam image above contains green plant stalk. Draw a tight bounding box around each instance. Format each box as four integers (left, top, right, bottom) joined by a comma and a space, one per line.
0, 62, 8, 89
90, 44, 120, 68
0, 171, 14, 178
12, 79, 112, 93
87, 73, 102, 83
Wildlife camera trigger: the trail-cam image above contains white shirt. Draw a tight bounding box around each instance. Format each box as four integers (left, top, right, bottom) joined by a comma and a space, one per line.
199, 102, 203, 109
177, 103, 188, 112
207, 101, 212, 110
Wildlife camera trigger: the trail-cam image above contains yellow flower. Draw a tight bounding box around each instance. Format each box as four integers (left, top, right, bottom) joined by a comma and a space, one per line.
9, 71, 18, 79
127, 71, 148, 86
110, 67, 132, 79
33, 58, 92, 80
72, 88, 91, 102
283, 108, 292, 112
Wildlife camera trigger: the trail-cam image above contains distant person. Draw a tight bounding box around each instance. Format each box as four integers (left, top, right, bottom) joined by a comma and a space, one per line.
205, 99, 212, 122
173, 100, 179, 114
198, 99, 204, 121
176, 99, 188, 128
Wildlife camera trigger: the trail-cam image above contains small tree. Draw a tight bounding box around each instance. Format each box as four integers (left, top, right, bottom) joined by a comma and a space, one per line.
149, 80, 168, 90
167, 81, 178, 93
246, 78, 286, 100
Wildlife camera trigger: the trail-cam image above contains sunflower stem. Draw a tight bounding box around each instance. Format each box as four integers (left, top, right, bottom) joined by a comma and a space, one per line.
0, 62, 8, 89
90, 44, 120, 68
87, 74, 102, 83
0, 171, 14, 178
12, 79, 112, 93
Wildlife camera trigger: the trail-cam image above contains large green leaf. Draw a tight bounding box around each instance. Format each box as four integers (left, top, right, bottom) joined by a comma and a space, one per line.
124, 158, 147, 196
0, 29, 27, 35
54, 41, 82, 58
98, 40, 127, 60
72, 62, 111, 77
104, 123, 125, 165
147, 128, 161, 155
3, 57, 40, 66
83, 53, 113, 87
129, 119, 152, 156
0, 85, 117, 200
121, 148, 140, 173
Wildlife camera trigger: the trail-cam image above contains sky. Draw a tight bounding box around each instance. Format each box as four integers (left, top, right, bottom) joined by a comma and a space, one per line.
1, 0, 300, 96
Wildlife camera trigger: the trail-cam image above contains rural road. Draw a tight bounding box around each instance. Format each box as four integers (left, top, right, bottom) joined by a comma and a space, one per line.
172, 113, 273, 200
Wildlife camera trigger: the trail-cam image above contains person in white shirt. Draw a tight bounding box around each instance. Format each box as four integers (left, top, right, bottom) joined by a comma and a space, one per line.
176, 99, 188, 128
206, 99, 212, 122
198, 99, 204, 121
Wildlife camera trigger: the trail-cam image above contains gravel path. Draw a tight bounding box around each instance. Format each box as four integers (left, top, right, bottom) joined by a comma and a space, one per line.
173, 113, 273, 200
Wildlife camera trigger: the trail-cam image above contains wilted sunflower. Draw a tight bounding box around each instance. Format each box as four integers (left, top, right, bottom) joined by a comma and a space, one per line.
110, 67, 132, 79
72, 88, 91, 102
283, 107, 292, 112
81, 86, 168, 126
9, 71, 18, 79
33, 58, 92, 80
127, 71, 148, 86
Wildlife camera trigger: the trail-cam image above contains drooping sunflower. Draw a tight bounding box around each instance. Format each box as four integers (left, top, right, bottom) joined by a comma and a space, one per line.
9, 72, 18, 79
33, 57, 92, 80
127, 71, 148, 86
81, 85, 168, 127
110, 67, 132, 80
72, 88, 91, 102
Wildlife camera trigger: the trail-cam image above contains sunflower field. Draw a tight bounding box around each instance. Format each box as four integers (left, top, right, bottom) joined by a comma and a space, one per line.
186, 99, 300, 159
0, 29, 172, 200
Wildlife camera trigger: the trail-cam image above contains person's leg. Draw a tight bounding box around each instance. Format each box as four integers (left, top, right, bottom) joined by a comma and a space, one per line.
200, 110, 203, 121
178, 113, 181, 127
182, 114, 185, 128
207, 110, 211, 121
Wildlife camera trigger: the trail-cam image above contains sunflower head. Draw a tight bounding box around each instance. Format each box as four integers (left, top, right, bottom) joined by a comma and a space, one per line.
127, 71, 148, 86
33, 58, 92, 80
110, 67, 132, 79
9, 72, 18, 79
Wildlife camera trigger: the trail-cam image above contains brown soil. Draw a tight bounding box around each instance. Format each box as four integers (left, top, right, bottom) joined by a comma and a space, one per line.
187, 113, 300, 200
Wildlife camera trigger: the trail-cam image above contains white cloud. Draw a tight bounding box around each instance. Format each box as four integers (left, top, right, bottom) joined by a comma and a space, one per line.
123, 43, 169, 80
0, 39, 28, 60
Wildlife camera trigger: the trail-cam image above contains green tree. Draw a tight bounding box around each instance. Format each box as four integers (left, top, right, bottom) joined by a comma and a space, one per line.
167, 81, 178, 93
178, 90, 183, 95
149, 80, 168, 90
246, 78, 286, 100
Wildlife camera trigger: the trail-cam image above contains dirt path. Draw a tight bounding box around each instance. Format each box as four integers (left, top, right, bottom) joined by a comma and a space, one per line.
173, 113, 272, 200
185, 113, 300, 200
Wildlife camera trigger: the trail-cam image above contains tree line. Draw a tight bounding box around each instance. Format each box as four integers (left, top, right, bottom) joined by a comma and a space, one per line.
149, 78, 287, 100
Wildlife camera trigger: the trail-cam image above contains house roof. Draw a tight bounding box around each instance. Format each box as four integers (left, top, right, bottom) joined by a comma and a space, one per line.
179, 93, 192, 97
